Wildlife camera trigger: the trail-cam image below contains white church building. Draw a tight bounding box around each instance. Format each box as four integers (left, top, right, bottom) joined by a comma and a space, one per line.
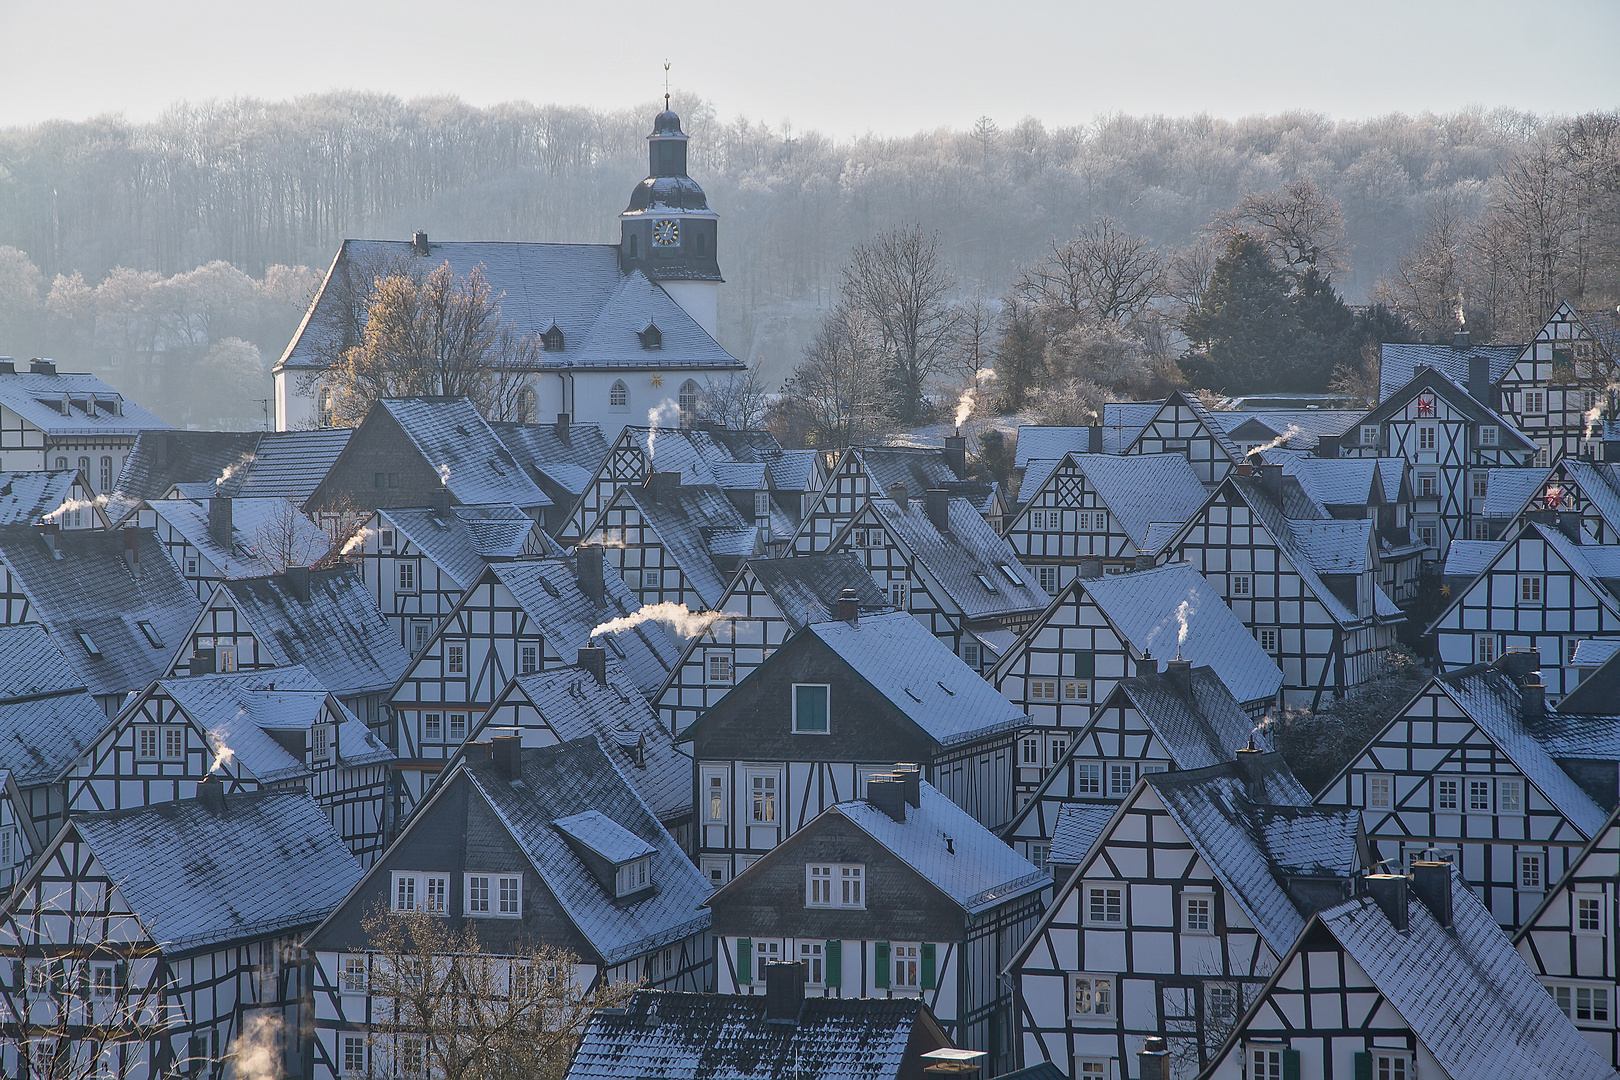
272, 104, 741, 435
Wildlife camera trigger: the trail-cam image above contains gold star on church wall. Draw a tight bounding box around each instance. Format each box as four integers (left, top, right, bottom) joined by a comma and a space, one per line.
650, 375, 664, 388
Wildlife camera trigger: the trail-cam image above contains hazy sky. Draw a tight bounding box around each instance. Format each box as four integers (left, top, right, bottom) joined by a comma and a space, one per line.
2, 0, 1616, 137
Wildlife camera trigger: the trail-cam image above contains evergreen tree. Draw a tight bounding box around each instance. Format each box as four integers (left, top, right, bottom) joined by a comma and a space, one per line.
1178, 234, 1299, 393
1290, 265, 1361, 391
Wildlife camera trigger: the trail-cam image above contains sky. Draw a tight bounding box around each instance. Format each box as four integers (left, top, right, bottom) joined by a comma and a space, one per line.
1, 0, 1616, 137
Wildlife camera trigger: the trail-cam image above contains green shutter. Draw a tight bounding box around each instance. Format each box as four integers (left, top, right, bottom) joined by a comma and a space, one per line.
921, 943, 936, 990
874, 941, 890, 988
1074, 652, 1095, 679
1283, 1049, 1301, 1080
825, 941, 841, 988
1353, 1052, 1371, 1080
737, 938, 751, 985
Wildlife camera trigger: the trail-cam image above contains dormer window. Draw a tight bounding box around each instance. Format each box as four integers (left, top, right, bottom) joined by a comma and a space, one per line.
997, 563, 1022, 585
76, 631, 102, 659
552, 810, 657, 898
639, 323, 663, 350
543, 324, 565, 351
615, 857, 651, 897
312, 723, 334, 762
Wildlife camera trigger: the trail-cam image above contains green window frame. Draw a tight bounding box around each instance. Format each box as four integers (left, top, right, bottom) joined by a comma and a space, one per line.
792, 684, 830, 734
920, 942, 936, 990
824, 941, 841, 988
737, 937, 751, 984
874, 941, 889, 988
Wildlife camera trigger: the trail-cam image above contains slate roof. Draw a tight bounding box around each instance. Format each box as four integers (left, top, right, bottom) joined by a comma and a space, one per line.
0, 368, 169, 437
0, 526, 201, 699
1378, 341, 1520, 402
0, 471, 98, 528
566, 990, 940, 1080
148, 497, 332, 578
381, 504, 555, 590
1559, 644, 1620, 715
1221, 474, 1362, 626
1540, 523, 1620, 608
0, 622, 86, 702
1127, 392, 1246, 463
1570, 638, 1620, 669
216, 568, 411, 697
1065, 562, 1284, 706
807, 611, 1028, 748
488, 558, 679, 695
1058, 454, 1210, 551
868, 496, 1045, 620
70, 789, 361, 954
1015, 458, 1064, 505
1564, 460, 1620, 533
741, 552, 891, 632
490, 419, 611, 504
218, 429, 354, 502
1254, 450, 1385, 509
1289, 519, 1373, 573
553, 810, 657, 863
1046, 803, 1116, 867
596, 483, 754, 607
1580, 308, 1620, 356
1309, 864, 1615, 1080
1360, 367, 1535, 450
1211, 408, 1361, 450
855, 447, 998, 517
463, 738, 712, 964
375, 398, 551, 508
277, 240, 742, 374
497, 660, 688, 824
0, 625, 105, 788
1106, 665, 1279, 772
1478, 467, 1552, 520
105, 429, 351, 524
1442, 539, 1504, 580
629, 425, 786, 481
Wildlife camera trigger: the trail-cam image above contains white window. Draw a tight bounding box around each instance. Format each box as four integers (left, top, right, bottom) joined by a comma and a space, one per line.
1418, 424, 1437, 450
891, 944, 921, 989
1525, 390, 1546, 415
702, 858, 728, 887
1519, 852, 1545, 891
1480, 425, 1498, 446
1061, 679, 1089, 703
163, 726, 184, 760
397, 561, 417, 593
399, 1037, 425, 1078
466, 873, 522, 916
99, 456, 113, 492
343, 1036, 365, 1077
1498, 778, 1523, 813
1075, 1063, 1108, 1080
186, 556, 199, 576
1030, 679, 1058, 702
446, 642, 466, 674
391, 872, 418, 912
136, 726, 160, 762
808, 864, 833, 906
312, 724, 331, 762
615, 857, 650, 897
1029, 844, 1050, 871
703, 769, 727, 823
750, 772, 778, 823
889, 581, 908, 609
424, 713, 442, 742
1520, 575, 1543, 602
1251, 1049, 1285, 1080
1109, 764, 1134, 796
1467, 778, 1491, 812
1417, 521, 1438, 549
1049, 734, 1069, 763
1552, 984, 1610, 1023
1257, 627, 1278, 654
753, 940, 779, 983
805, 864, 864, 908
609, 380, 629, 410
1436, 778, 1459, 811
448, 713, 467, 742
1085, 884, 1123, 925
962, 640, 982, 668
792, 683, 830, 734
411, 620, 433, 654
519, 645, 538, 674
1183, 892, 1213, 934
1208, 984, 1238, 1021
1576, 895, 1604, 935
800, 942, 824, 985
380, 529, 395, 550
643, 568, 662, 591
1038, 565, 1058, 592
1476, 634, 1498, 664
1373, 1053, 1414, 1080
1022, 736, 1040, 764
1366, 774, 1393, 810
840, 864, 864, 907
1417, 471, 1438, 497
1473, 473, 1490, 499
755, 491, 771, 517
706, 651, 733, 685
1069, 974, 1115, 1020
91, 963, 115, 1000
1535, 446, 1550, 468
341, 956, 366, 994
1360, 424, 1379, 447
1230, 573, 1252, 597
1075, 762, 1102, 795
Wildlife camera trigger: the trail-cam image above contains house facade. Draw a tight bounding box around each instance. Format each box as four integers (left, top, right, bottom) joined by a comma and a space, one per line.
0, 360, 169, 494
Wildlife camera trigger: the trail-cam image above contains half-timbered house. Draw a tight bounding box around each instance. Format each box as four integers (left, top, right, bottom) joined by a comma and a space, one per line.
1120, 391, 1246, 486
1497, 458, 1620, 546
652, 553, 890, 737
681, 608, 1026, 888
349, 499, 557, 656
1203, 862, 1615, 1080
64, 665, 394, 863
833, 492, 1046, 673
385, 550, 678, 808
0, 624, 107, 843
1378, 332, 1520, 407
0, 524, 200, 715
304, 736, 713, 1080
1004, 454, 1210, 589
709, 768, 1048, 1073
0, 787, 362, 1080
1315, 652, 1611, 929
992, 561, 1283, 747
584, 474, 758, 611
0, 772, 41, 897
1163, 466, 1400, 708
1472, 466, 1555, 540
1008, 754, 1366, 1079
0, 360, 169, 496
789, 444, 1004, 556
1429, 520, 1620, 700
168, 566, 410, 730
0, 470, 105, 530
136, 495, 331, 599
1498, 302, 1620, 466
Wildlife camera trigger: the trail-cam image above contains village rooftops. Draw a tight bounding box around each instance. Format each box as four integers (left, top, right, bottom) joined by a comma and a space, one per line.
1109, 663, 1283, 774
0, 470, 106, 528
490, 418, 611, 505
743, 552, 891, 632
147, 496, 331, 579
0, 364, 170, 436
1378, 340, 1521, 403
1045, 803, 1116, 868
1212, 408, 1362, 452
856, 446, 999, 517
377, 397, 551, 508
379, 503, 558, 589
0, 624, 105, 787
1253, 449, 1395, 512
600, 480, 756, 604
1478, 467, 1554, 523
1045, 453, 1211, 554
866, 495, 1045, 621
1430, 521, 1620, 637
1360, 366, 1537, 451
106, 428, 353, 524
1014, 406, 1164, 466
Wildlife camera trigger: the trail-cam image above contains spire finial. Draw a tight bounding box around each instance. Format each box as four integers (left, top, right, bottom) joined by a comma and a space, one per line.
663, 60, 671, 111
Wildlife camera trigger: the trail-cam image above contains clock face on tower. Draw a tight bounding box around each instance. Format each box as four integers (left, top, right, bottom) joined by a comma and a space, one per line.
653, 219, 680, 246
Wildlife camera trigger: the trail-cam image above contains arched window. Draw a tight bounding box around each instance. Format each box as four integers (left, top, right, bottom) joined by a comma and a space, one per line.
542, 324, 564, 351
516, 387, 536, 423
78, 457, 90, 481
99, 456, 113, 492
679, 380, 701, 425
639, 323, 663, 350
609, 380, 629, 412
54, 457, 67, 471
317, 388, 333, 427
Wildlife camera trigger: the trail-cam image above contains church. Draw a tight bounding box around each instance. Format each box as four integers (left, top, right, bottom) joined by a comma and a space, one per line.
271, 105, 743, 435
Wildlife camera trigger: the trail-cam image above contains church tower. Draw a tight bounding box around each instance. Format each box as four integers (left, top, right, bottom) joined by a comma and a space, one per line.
620, 104, 723, 339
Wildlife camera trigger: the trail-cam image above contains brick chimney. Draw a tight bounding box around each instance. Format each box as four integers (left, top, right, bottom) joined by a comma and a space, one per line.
866, 774, 907, 822
836, 587, 860, 623
942, 435, 967, 479
575, 545, 605, 605
1366, 874, 1409, 932
764, 962, 807, 1024
925, 489, 950, 533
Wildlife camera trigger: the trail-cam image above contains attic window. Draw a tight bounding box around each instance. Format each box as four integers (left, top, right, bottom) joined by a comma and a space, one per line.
136, 621, 165, 649
76, 631, 102, 659
996, 563, 1021, 585
615, 857, 651, 897
543, 325, 565, 351
974, 572, 999, 593
639, 323, 663, 350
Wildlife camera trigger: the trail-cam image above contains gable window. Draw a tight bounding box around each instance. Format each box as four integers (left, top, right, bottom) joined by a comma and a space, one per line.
1183, 892, 1213, 934
1467, 778, 1491, 812
615, 857, 651, 897
341, 957, 367, 994
889, 581, 908, 610
678, 380, 700, 423
1069, 974, 1115, 1020
639, 324, 663, 350
311, 724, 332, 762
380, 529, 395, 550
799, 942, 824, 985
1366, 774, 1393, 810
961, 640, 982, 667
1479, 425, 1498, 447
448, 713, 467, 742
1552, 984, 1610, 1023
706, 651, 733, 685
466, 873, 522, 917
136, 726, 160, 762
754, 491, 771, 517
1519, 852, 1544, 891
1520, 575, 1543, 602
792, 684, 830, 734
806, 864, 863, 909
1524, 390, 1546, 415
186, 556, 199, 576
1109, 764, 1134, 796
1230, 573, 1252, 597
391, 872, 418, 912
1577, 895, 1604, 934
1086, 884, 1123, 925
519, 644, 538, 674
1061, 679, 1089, 703
543, 325, 565, 351
1038, 565, 1057, 592
1473, 473, 1490, 499
1075, 762, 1102, 795
1417, 425, 1436, 451
750, 772, 778, 823
1498, 778, 1522, 813
1360, 424, 1380, 447
446, 642, 466, 674
397, 561, 418, 593
411, 620, 433, 655
1436, 777, 1459, 811
1416, 521, 1438, 549
609, 381, 629, 411
424, 713, 443, 742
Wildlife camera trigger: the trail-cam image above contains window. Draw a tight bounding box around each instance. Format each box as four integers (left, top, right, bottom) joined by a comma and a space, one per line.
1520, 852, 1544, 891
380, 529, 395, 550
392, 872, 418, 912
1436, 778, 1459, 811
411, 620, 433, 654
519, 644, 538, 675
1473, 473, 1490, 499
312, 724, 332, 761
615, 857, 650, 897
641, 568, 661, 592
1038, 566, 1058, 592
1075, 1063, 1108, 1080
640, 324, 663, 349
1086, 884, 1123, 924
134, 620, 166, 650
888, 580, 908, 610
342, 1037, 365, 1077
91, 963, 115, 1000
1022, 736, 1040, 764
800, 942, 824, 985
1417, 521, 1438, 549
136, 726, 160, 761
1075, 762, 1102, 795
974, 571, 999, 593
1361, 424, 1380, 447
1498, 778, 1522, 813
446, 642, 466, 674
186, 556, 199, 575
754, 491, 771, 518
1467, 778, 1491, 812
1552, 984, 1610, 1023
341, 956, 366, 994
77, 631, 102, 658
1069, 974, 1115, 1019
1029, 844, 1050, 871
1366, 774, 1393, 810
397, 560, 417, 593
807, 865, 864, 908
792, 684, 830, 734
466, 873, 522, 916
840, 865, 863, 907
1257, 627, 1278, 654
702, 858, 728, 887
997, 563, 1022, 585
754, 940, 779, 983
1480, 425, 1498, 447
424, 713, 443, 742
1476, 634, 1498, 664
1059, 679, 1089, 704
1418, 424, 1437, 451
399, 1037, 425, 1078
750, 773, 777, 823
1109, 764, 1134, 796
706, 651, 733, 685
809, 864, 833, 905
1208, 984, 1238, 1021
678, 380, 700, 423
1251, 1049, 1286, 1080
99, 456, 113, 492
54, 456, 68, 470
448, 713, 467, 742
1417, 471, 1438, 497
1525, 390, 1546, 415
704, 770, 726, 823
543, 325, 565, 351
1230, 574, 1252, 596
1577, 896, 1603, 934
891, 944, 921, 989
1520, 575, 1543, 602
609, 380, 629, 410
1183, 892, 1213, 934
961, 640, 982, 667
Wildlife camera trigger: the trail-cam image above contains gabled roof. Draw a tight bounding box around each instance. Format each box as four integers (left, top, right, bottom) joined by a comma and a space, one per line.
1307, 866, 1613, 1080
219, 429, 354, 501
865, 496, 1045, 620
148, 497, 331, 578
71, 789, 361, 954
1215, 474, 1363, 626
807, 611, 1028, 748
1255, 449, 1386, 510
1478, 467, 1553, 520
597, 482, 754, 606
1442, 539, 1504, 580
0, 526, 201, 699
552, 810, 657, 864
1288, 518, 1373, 574
566, 990, 944, 1080
0, 622, 86, 702
1103, 665, 1284, 774
1211, 408, 1361, 450
741, 552, 890, 632
1563, 460, 1620, 533
1360, 366, 1535, 450
380, 503, 556, 590
1378, 341, 1520, 401
1054, 562, 1283, 706
1046, 803, 1116, 867
0, 624, 105, 787
490, 420, 611, 502
106, 429, 353, 525
373, 398, 551, 508
0, 368, 169, 437
1559, 644, 1620, 714
629, 425, 786, 481
215, 568, 410, 697
1125, 390, 1246, 463
276, 240, 741, 374
463, 738, 711, 964
1058, 453, 1210, 551
1432, 522, 1620, 635
854, 446, 999, 516
0, 471, 104, 528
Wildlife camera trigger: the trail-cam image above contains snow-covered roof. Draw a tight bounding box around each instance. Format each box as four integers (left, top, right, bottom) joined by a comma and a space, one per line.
1107, 665, 1283, 773
1068, 562, 1284, 706
72, 789, 361, 954
867, 496, 1045, 620
375, 397, 551, 509
1254, 450, 1384, 509
0, 471, 101, 528
1564, 461, 1620, 534
831, 782, 1047, 914
381, 504, 555, 591
1559, 644, 1620, 716
1061, 453, 1210, 550
855, 447, 999, 517
0, 367, 170, 437
740, 552, 891, 632
553, 809, 657, 864
808, 611, 1027, 748
106, 429, 352, 524
1289, 519, 1372, 574
1361, 366, 1535, 450
148, 497, 331, 579
1211, 408, 1361, 450
1571, 639, 1620, 669
593, 482, 753, 608
1126, 392, 1246, 464
1046, 803, 1117, 867
1378, 341, 1520, 402
1478, 467, 1552, 520
1443, 539, 1505, 580
1015, 458, 1064, 505
277, 240, 742, 374
1221, 474, 1362, 626
0, 625, 104, 787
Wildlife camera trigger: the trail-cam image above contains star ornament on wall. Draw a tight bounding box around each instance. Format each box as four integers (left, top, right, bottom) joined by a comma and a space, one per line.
649, 375, 664, 388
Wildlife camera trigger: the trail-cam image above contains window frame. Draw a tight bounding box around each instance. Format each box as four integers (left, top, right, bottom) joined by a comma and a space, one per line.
446, 641, 467, 675
1497, 777, 1523, 814
890, 943, 921, 990
1257, 627, 1279, 654
1074, 762, 1102, 795
1182, 890, 1214, 935
1551, 982, 1611, 1024
1230, 573, 1253, 597
465, 872, 523, 917
396, 559, 419, 594
609, 380, 629, 412
1518, 851, 1545, 892
1068, 972, 1117, 1022
1436, 777, 1460, 812
1520, 575, 1543, 603
1575, 893, 1604, 936
703, 768, 727, 824
706, 650, 734, 685
791, 683, 831, 735
748, 770, 779, 824
135, 725, 161, 762
1366, 773, 1394, 810
1084, 883, 1124, 926
341, 955, 367, 995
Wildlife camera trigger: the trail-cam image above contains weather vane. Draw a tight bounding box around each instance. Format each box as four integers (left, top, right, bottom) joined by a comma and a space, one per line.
664, 60, 671, 111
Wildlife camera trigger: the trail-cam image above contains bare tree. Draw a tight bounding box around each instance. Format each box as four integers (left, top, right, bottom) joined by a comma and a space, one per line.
360, 908, 636, 1080
1217, 179, 1349, 280
782, 305, 892, 449
251, 498, 333, 572
1016, 217, 1166, 326
1377, 196, 1466, 340
839, 224, 958, 423
703, 361, 772, 430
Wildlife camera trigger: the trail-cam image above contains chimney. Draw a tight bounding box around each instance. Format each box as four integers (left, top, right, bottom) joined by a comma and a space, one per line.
189, 650, 216, 677
1136, 652, 1157, 678
1467, 351, 1491, 406
0, 359, 13, 375
197, 773, 227, 816
284, 565, 311, 602
36, 521, 59, 557
1453, 329, 1471, 350
207, 497, 232, 548
1079, 557, 1103, 579
942, 435, 967, 479
29, 358, 55, 376
866, 774, 907, 822
492, 735, 522, 781
1235, 743, 1267, 792
836, 587, 860, 623
1256, 463, 1284, 504
894, 763, 922, 807
1410, 861, 1453, 929
554, 412, 570, 441
121, 525, 139, 571
763, 961, 807, 1024
575, 544, 605, 605
1134, 553, 1156, 571
1164, 658, 1193, 697
925, 489, 950, 532
1315, 434, 1340, 459
1520, 677, 1546, 722
646, 471, 680, 504
1500, 647, 1540, 683
1366, 874, 1409, 932
429, 488, 451, 519
1138, 1037, 1171, 1080
412, 230, 430, 256
577, 645, 607, 687
462, 741, 491, 763
1233, 461, 1254, 476
889, 483, 910, 511
1087, 426, 1104, 453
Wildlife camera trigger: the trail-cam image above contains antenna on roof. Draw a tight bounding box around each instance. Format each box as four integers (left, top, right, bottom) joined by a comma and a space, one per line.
663, 60, 671, 112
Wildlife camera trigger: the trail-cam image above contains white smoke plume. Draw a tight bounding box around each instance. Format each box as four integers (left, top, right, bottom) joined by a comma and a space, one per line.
206, 730, 237, 775
1454, 288, 1466, 330
232, 1012, 284, 1080
645, 400, 681, 463
592, 529, 628, 549
590, 602, 724, 640
40, 498, 95, 523
1248, 424, 1302, 458
216, 453, 254, 491
954, 368, 997, 430
1174, 595, 1197, 653
436, 463, 452, 488
339, 526, 375, 557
